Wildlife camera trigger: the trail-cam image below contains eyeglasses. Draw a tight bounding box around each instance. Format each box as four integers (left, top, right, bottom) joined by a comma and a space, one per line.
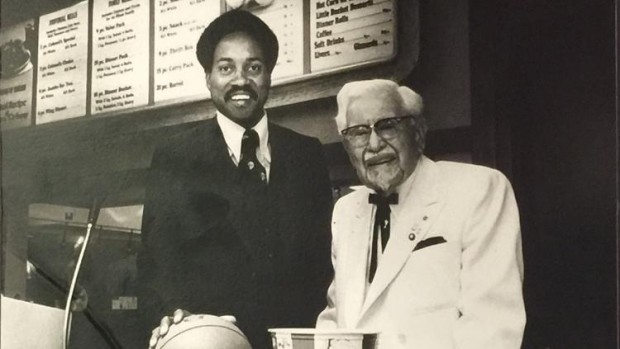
341, 116, 414, 147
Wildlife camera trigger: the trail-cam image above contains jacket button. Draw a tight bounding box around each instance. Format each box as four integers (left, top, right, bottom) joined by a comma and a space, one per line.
408, 233, 416, 241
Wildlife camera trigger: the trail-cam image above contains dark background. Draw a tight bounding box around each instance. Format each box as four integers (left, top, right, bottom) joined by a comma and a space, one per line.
465, 1, 618, 347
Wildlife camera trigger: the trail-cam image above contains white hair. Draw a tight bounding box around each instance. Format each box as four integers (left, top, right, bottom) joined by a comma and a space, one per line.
335, 79, 424, 132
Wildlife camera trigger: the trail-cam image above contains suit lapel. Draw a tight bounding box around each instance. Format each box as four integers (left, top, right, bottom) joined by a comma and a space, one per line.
359, 157, 445, 318
342, 193, 374, 327
266, 123, 286, 188
264, 123, 286, 239
196, 119, 238, 173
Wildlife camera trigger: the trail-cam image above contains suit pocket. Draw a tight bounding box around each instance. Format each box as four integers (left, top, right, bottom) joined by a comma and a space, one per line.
413, 236, 447, 252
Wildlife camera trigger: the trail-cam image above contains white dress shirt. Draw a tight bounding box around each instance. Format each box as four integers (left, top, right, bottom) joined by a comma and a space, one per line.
216, 112, 271, 181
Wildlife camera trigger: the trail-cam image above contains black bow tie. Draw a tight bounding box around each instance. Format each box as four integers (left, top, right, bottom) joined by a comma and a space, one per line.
367, 192, 397, 283
368, 193, 399, 206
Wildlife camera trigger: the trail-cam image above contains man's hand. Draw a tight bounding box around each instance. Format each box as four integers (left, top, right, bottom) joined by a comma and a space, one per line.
148, 309, 237, 349
149, 309, 188, 349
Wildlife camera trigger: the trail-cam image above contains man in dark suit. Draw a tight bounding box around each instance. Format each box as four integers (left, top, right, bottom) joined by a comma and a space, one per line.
138, 10, 333, 349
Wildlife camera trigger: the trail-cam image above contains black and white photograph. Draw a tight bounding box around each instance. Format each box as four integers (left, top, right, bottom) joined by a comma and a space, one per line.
1, 0, 617, 348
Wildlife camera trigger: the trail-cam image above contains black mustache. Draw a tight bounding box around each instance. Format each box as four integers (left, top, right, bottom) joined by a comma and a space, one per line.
225, 86, 258, 101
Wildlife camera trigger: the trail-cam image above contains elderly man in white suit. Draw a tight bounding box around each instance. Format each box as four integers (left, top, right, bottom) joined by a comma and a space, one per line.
317, 79, 525, 348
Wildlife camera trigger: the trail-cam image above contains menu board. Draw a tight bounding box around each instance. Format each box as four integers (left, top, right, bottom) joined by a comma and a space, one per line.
36, 1, 89, 124
0, 0, 407, 129
252, 0, 305, 81
153, 0, 221, 102
0, 20, 36, 130
91, 0, 150, 114
310, 0, 395, 72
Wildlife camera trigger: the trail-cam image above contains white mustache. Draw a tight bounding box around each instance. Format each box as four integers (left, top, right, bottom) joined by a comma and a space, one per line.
365, 153, 396, 166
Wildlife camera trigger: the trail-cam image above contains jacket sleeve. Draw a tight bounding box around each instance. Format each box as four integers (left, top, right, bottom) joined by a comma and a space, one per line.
453, 170, 526, 348
136, 144, 179, 333
301, 138, 335, 323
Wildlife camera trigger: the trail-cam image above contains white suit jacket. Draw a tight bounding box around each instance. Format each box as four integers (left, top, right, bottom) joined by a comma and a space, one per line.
317, 156, 525, 349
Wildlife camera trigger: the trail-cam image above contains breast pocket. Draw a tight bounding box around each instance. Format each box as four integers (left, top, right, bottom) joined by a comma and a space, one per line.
390, 241, 461, 313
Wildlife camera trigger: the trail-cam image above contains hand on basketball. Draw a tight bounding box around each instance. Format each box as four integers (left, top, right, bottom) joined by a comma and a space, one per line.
148, 309, 237, 348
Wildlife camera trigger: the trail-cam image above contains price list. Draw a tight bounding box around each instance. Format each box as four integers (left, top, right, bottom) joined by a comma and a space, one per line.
310, 0, 395, 72
0, 20, 35, 130
36, 1, 88, 124
153, 0, 221, 102
91, 0, 150, 114
253, 0, 304, 81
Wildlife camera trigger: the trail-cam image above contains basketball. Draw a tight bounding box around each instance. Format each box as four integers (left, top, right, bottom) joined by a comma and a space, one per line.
156, 314, 252, 349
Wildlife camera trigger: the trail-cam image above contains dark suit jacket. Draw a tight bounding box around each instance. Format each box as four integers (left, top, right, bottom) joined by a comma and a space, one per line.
138, 118, 333, 349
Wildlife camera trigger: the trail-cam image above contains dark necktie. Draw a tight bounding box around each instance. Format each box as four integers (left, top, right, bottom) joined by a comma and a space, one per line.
239, 129, 267, 184
368, 192, 398, 283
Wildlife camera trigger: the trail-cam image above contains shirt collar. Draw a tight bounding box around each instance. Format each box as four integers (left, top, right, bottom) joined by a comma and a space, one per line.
216, 111, 270, 163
